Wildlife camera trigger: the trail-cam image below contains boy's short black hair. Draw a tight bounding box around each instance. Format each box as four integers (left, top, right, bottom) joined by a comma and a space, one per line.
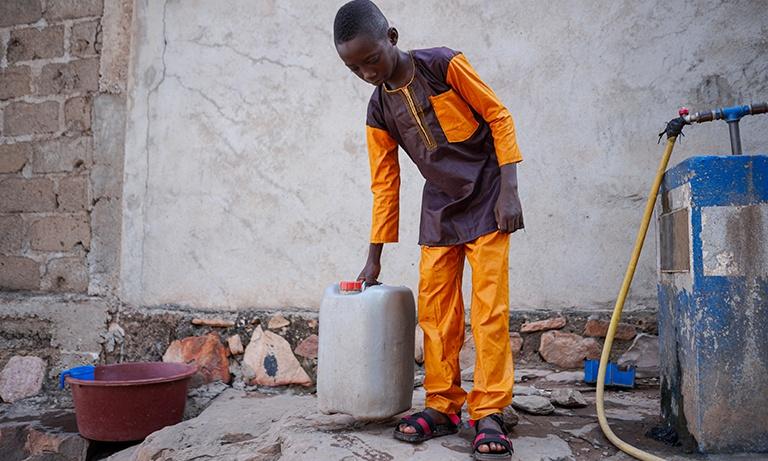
334, 0, 389, 45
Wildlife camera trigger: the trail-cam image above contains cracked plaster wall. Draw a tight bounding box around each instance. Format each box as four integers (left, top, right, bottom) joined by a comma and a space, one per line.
120, 0, 768, 310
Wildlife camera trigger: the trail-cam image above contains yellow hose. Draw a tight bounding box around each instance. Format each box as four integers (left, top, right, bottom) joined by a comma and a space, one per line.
595, 136, 678, 461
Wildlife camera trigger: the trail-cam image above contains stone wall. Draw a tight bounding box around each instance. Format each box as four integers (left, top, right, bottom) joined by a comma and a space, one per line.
0, 0, 131, 296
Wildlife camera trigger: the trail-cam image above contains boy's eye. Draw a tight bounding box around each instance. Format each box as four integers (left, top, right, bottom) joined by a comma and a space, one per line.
366, 55, 380, 64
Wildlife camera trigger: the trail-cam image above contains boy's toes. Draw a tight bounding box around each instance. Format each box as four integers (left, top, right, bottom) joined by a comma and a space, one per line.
477, 442, 505, 453
398, 423, 416, 434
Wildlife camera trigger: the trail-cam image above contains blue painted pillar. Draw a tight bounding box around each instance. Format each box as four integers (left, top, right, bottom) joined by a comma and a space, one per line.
657, 154, 768, 453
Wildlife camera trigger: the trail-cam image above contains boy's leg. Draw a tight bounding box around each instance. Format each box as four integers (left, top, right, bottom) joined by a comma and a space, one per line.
419, 244, 467, 415
464, 231, 514, 420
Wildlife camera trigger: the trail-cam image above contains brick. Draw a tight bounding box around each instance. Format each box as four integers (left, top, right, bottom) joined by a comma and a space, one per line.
42, 257, 88, 292
0, 143, 31, 173
44, 0, 103, 21
0, 66, 32, 101
70, 19, 101, 57
0, 1, 43, 27
38, 58, 100, 96
30, 215, 90, 251
32, 137, 92, 173
0, 177, 56, 212
0, 216, 25, 254
6, 26, 64, 63
2, 101, 60, 136
0, 256, 40, 290
64, 96, 92, 133
57, 176, 88, 212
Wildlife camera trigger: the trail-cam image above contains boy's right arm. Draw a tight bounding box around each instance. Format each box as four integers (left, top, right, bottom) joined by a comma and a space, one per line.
357, 125, 400, 285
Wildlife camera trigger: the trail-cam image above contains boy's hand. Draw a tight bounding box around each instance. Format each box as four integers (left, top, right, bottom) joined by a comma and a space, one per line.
357, 243, 384, 285
495, 163, 524, 233
357, 261, 381, 286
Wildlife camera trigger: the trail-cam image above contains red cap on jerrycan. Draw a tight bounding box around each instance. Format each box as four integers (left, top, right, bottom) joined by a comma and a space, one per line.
339, 280, 363, 294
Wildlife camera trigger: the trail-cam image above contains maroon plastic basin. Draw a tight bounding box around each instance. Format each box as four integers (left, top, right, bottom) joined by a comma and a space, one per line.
66, 362, 197, 441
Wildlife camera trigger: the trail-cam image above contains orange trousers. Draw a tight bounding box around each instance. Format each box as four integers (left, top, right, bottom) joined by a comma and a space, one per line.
419, 231, 514, 421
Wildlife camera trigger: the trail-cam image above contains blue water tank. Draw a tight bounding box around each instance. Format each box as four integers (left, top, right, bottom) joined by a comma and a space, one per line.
657, 154, 768, 453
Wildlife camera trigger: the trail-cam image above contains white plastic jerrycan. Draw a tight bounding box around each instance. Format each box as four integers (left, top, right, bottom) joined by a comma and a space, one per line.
317, 281, 415, 419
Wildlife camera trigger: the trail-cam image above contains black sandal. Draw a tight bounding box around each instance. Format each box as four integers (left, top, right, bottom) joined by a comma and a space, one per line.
471, 413, 513, 460
393, 409, 461, 443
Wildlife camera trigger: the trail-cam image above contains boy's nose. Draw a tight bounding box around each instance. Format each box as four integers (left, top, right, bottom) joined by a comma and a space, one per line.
363, 70, 377, 82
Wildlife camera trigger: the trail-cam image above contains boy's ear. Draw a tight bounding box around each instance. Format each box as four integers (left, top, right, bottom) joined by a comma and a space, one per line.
387, 27, 399, 46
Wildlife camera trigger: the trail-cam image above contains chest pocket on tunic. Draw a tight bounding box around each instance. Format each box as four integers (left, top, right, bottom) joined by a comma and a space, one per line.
428, 89, 480, 143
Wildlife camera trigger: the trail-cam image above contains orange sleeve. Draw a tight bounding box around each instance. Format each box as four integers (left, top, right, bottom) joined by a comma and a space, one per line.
446, 53, 523, 165
366, 125, 400, 243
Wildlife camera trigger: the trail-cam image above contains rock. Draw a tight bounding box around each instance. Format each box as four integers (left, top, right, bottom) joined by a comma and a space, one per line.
267, 314, 290, 330
510, 332, 523, 355
618, 333, 660, 378
520, 316, 566, 333
515, 368, 552, 382
243, 326, 312, 386
0, 356, 46, 403
539, 331, 601, 369
294, 334, 318, 359
513, 434, 575, 460
227, 334, 244, 355
550, 388, 588, 408
25, 425, 89, 460
192, 318, 235, 328
514, 385, 543, 396
583, 317, 636, 341
461, 366, 474, 382
163, 333, 231, 385
0, 410, 88, 460
459, 335, 475, 369
101, 322, 125, 354
501, 405, 520, 428
414, 371, 424, 388
512, 395, 555, 415
544, 371, 584, 383
414, 325, 424, 364
185, 381, 229, 419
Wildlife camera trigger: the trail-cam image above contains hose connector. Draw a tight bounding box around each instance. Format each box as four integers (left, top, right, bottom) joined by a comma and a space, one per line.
658, 108, 688, 142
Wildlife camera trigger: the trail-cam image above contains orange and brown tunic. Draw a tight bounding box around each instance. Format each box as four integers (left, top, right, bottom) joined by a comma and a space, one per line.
366, 47, 523, 246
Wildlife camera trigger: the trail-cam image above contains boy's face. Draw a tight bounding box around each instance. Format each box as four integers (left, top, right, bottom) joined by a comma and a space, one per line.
336, 28, 399, 87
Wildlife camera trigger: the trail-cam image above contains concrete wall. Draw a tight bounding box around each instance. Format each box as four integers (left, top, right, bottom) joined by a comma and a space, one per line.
121, 0, 768, 310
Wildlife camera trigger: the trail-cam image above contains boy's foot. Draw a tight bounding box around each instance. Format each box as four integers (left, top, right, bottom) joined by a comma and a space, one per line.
393, 408, 461, 443
472, 413, 513, 460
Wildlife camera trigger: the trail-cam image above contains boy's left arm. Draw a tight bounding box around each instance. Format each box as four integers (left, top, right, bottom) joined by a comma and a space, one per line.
445, 53, 524, 233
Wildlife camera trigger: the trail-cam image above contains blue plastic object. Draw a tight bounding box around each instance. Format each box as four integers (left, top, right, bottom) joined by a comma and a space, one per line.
718, 104, 752, 122
59, 365, 95, 389
583, 359, 635, 388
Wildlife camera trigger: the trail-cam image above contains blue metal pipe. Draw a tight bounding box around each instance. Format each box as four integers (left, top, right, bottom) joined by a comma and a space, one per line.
681, 102, 767, 155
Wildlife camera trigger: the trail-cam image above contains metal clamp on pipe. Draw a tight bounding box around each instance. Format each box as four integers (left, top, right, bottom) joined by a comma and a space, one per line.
680, 102, 768, 154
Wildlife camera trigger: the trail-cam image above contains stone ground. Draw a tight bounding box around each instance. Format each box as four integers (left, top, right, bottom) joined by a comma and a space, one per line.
3, 368, 767, 461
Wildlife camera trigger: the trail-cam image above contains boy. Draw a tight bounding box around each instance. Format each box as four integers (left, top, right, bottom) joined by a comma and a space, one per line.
334, 1, 523, 459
